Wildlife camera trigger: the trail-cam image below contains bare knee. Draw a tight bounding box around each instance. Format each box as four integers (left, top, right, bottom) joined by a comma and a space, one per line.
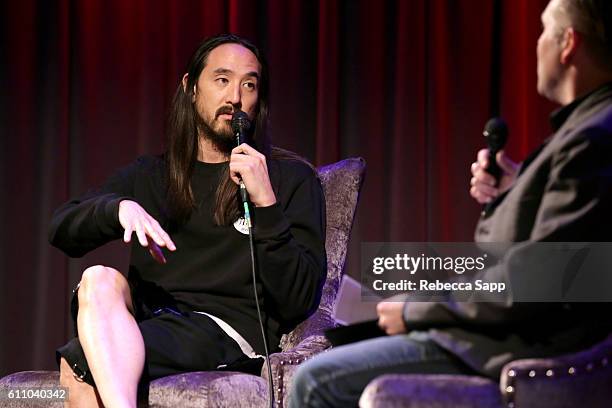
78, 265, 131, 311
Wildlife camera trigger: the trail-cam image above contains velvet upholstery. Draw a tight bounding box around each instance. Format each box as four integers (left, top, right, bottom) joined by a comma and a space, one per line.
0, 157, 366, 408
0, 371, 63, 408
499, 334, 612, 408
359, 374, 502, 408
358, 334, 612, 408
147, 372, 269, 408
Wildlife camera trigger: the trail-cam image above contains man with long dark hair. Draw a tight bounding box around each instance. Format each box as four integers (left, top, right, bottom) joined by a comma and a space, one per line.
50, 34, 326, 407
290, 0, 612, 406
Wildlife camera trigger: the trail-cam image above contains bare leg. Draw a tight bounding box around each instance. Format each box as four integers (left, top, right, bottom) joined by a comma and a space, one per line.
59, 357, 103, 407
77, 265, 145, 408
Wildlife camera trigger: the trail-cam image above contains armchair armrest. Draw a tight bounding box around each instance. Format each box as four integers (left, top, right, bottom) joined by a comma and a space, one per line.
279, 309, 336, 351
500, 334, 612, 408
261, 334, 332, 407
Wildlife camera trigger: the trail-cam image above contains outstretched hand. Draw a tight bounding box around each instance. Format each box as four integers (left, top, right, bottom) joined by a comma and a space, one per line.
118, 200, 176, 264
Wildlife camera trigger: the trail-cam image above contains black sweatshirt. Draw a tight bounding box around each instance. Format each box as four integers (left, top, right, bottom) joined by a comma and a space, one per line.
49, 155, 327, 354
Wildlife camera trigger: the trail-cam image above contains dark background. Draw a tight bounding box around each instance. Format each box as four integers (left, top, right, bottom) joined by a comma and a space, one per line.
0, 0, 555, 376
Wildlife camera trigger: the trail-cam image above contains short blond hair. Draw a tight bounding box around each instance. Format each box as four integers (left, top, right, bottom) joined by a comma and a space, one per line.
555, 0, 612, 68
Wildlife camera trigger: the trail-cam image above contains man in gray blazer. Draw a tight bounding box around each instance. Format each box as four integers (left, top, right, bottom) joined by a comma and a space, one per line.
289, 0, 612, 406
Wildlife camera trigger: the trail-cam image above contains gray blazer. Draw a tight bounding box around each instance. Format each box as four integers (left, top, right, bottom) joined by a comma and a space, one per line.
404, 83, 612, 378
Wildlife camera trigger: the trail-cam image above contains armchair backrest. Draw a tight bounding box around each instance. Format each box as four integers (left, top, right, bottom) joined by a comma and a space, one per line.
280, 157, 366, 351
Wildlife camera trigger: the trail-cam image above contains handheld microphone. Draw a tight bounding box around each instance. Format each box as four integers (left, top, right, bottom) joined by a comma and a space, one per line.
231, 110, 251, 146
231, 110, 274, 408
483, 117, 508, 185
231, 111, 251, 206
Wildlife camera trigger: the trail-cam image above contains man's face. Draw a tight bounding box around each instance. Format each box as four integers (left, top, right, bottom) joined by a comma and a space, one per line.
193, 43, 260, 146
536, 0, 565, 101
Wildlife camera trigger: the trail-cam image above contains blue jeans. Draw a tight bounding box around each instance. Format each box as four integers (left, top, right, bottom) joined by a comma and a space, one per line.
288, 332, 474, 407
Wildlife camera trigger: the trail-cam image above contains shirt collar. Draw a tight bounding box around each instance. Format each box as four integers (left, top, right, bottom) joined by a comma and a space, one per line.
549, 82, 612, 131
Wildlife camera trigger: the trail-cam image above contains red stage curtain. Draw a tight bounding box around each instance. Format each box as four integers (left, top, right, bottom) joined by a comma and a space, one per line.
0, 0, 552, 375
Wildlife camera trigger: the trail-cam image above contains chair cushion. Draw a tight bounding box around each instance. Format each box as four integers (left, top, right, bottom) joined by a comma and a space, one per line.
359, 374, 502, 408
0, 370, 268, 408
0, 371, 62, 408
148, 371, 268, 407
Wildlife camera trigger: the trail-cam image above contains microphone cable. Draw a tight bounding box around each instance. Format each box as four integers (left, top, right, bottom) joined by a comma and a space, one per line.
242, 188, 274, 408
233, 111, 275, 408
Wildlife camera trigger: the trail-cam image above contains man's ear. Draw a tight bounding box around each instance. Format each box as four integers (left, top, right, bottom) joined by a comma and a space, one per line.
560, 27, 581, 64
182, 73, 197, 101
182, 73, 189, 93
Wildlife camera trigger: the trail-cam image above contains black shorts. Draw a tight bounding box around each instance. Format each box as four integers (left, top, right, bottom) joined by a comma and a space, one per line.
56, 283, 263, 387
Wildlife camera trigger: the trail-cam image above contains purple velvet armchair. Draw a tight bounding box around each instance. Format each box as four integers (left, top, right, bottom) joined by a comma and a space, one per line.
0, 157, 366, 408
359, 333, 612, 408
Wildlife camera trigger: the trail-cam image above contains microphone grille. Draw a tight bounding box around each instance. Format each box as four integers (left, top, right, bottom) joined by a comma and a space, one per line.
483, 117, 508, 150
231, 111, 251, 134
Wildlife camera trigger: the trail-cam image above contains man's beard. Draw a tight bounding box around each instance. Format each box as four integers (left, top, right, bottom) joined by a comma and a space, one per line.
195, 107, 236, 155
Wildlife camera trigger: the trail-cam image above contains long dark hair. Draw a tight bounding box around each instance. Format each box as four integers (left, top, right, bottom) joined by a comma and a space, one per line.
166, 34, 275, 225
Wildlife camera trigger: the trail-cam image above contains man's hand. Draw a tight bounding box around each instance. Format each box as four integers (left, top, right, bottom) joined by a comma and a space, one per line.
376, 301, 407, 335
230, 143, 277, 207
118, 200, 176, 264
470, 148, 519, 204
